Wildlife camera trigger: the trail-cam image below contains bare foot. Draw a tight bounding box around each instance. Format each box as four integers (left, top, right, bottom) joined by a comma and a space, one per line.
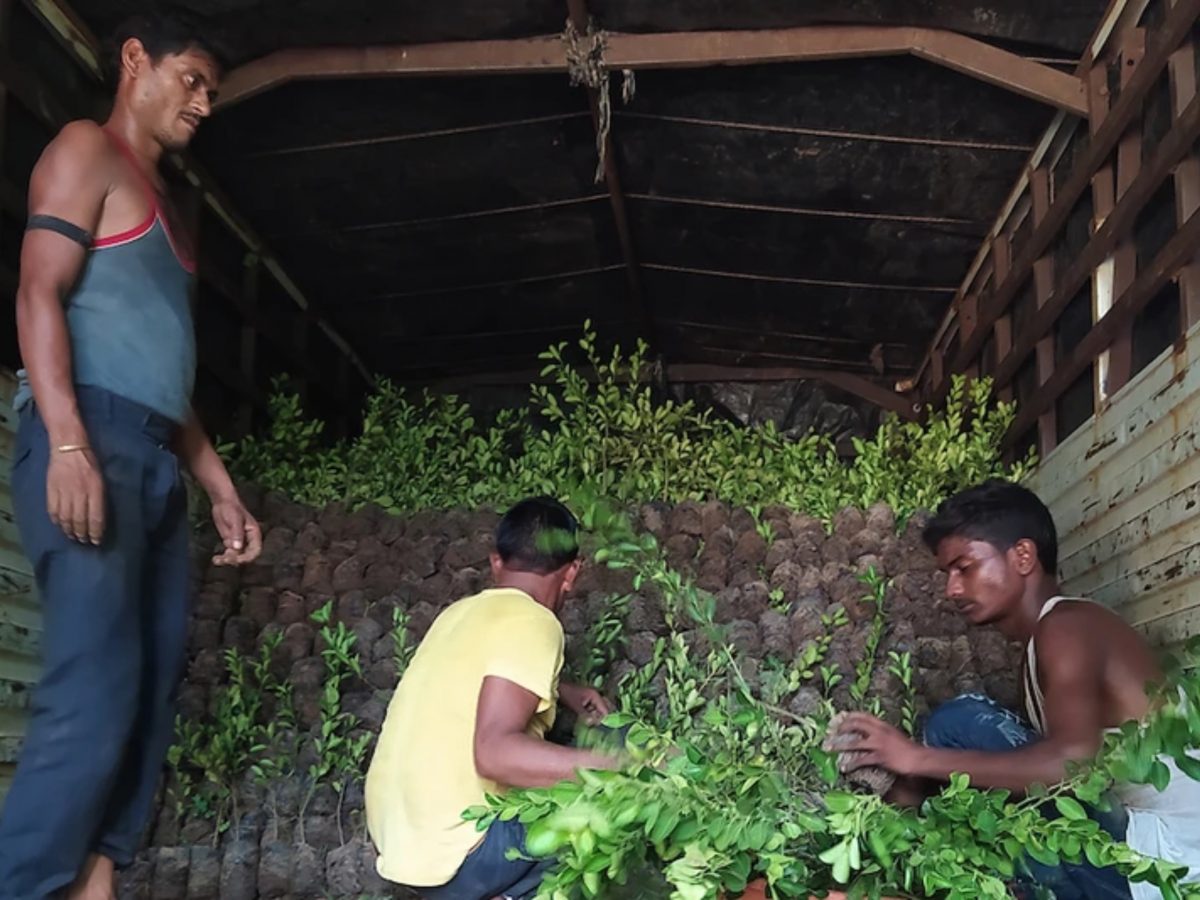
65, 853, 116, 900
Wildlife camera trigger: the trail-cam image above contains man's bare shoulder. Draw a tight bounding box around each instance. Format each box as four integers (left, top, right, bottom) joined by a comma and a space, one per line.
40, 120, 113, 169
1037, 599, 1143, 651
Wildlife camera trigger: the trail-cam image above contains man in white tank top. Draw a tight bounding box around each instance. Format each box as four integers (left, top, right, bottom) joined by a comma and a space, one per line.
832, 480, 1199, 900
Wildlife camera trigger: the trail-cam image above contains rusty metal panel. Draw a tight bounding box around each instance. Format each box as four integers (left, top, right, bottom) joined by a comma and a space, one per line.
1027, 320, 1200, 646
0, 369, 37, 799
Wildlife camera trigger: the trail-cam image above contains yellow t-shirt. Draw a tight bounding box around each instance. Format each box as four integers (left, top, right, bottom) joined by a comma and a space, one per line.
365, 587, 564, 886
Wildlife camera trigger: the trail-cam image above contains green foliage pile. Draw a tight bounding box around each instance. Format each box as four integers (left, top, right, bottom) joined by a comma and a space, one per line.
221, 327, 1034, 525
201, 329, 1200, 899
168, 602, 407, 846
470, 496, 1200, 900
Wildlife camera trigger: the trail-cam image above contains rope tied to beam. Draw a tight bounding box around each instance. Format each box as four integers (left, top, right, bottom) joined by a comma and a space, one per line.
563, 17, 635, 182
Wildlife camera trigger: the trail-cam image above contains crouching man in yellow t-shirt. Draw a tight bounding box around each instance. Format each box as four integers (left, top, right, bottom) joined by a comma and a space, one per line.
365, 496, 619, 900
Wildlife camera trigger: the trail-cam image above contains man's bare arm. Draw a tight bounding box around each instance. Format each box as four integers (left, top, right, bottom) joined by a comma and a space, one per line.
909, 612, 1106, 791
17, 121, 110, 443
16, 121, 112, 543
173, 409, 262, 565
840, 609, 1106, 793
474, 676, 617, 788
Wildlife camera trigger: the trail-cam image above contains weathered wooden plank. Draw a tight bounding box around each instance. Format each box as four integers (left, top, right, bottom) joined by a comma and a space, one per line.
0, 365, 32, 785
0, 706, 26, 735
1141, 600, 1200, 647
1052, 391, 1200, 553
0, 498, 22, 552
0, 564, 35, 604
0, 396, 18, 460
1060, 480, 1200, 585
0, 399, 17, 466
0, 535, 30, 578
1028, 314, 1200, 655
0, 677, 31, 713
1075, 530, 1200, 611
0, 595, 39, 633
1034, 346, 1200, 513
1115, 565, 1200, 627
0, 428, 14, 465
0, 649, 39, 685
0, 619, 38, 657
1059, 461, 1200, 581
1029, 321, 1200, 509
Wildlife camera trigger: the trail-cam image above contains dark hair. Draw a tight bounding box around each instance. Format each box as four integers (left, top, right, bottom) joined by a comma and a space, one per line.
107, 11, 228, 82
922, 478, 1058, 573
495, 497, 580, 575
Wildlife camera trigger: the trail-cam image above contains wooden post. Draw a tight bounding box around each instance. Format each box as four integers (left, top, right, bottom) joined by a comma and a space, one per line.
237, 254, 260, 436
1089, 59, 1121, 403
992, 235, 1014, 401
929, 347, 945, 395
1030, 168, 1058, 452
960, 293, 980, 344
1168, 25, 1200, 327
1105, 31, 1145, 395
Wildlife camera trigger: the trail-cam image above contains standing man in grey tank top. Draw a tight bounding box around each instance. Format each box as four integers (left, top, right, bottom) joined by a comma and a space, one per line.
0, 13, 261, 900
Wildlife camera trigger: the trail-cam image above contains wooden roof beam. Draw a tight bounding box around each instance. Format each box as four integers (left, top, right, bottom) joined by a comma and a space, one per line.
668, 364, 922, 419
413, 363, 920, 419
216, 26, 1087, 116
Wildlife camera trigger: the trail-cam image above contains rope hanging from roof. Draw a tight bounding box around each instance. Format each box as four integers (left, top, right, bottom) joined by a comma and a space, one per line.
562, 17, 636, 183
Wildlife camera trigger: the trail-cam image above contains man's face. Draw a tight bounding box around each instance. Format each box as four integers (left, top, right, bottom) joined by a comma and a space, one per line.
131, 44, 219, 151
935, 535, 1027, 626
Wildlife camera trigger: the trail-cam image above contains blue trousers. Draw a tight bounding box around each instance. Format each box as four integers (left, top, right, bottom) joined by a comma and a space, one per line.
925, 694, 1132, 900
417, 818, 556, 900
0, 387, 190, 900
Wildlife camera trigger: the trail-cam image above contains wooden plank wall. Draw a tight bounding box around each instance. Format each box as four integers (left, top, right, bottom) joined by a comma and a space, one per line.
918, 0, 1200, 645
0, 367, 38, 799
917, 0, 1200, 463
1026, 320, 1200, 647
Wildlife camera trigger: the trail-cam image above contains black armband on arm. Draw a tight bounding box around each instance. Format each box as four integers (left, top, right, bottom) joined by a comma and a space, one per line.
26, 214, 93, 248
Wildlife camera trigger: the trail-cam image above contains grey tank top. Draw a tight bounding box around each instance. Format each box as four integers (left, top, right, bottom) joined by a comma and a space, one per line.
14, 129, 196, 424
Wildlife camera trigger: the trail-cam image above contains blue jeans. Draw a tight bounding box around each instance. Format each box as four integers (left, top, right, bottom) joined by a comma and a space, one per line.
0, 388, 190, 899
924, 694, 1132, 900
418, 818, 555, 900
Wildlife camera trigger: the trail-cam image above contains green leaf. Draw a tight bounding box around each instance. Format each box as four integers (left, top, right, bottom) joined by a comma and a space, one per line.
1027, 844, 1059, 867
1054, 797, 1088, 821
824, 791, 854, 814
1148, 759, 1172, 792
1174, 752, 1200, 782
